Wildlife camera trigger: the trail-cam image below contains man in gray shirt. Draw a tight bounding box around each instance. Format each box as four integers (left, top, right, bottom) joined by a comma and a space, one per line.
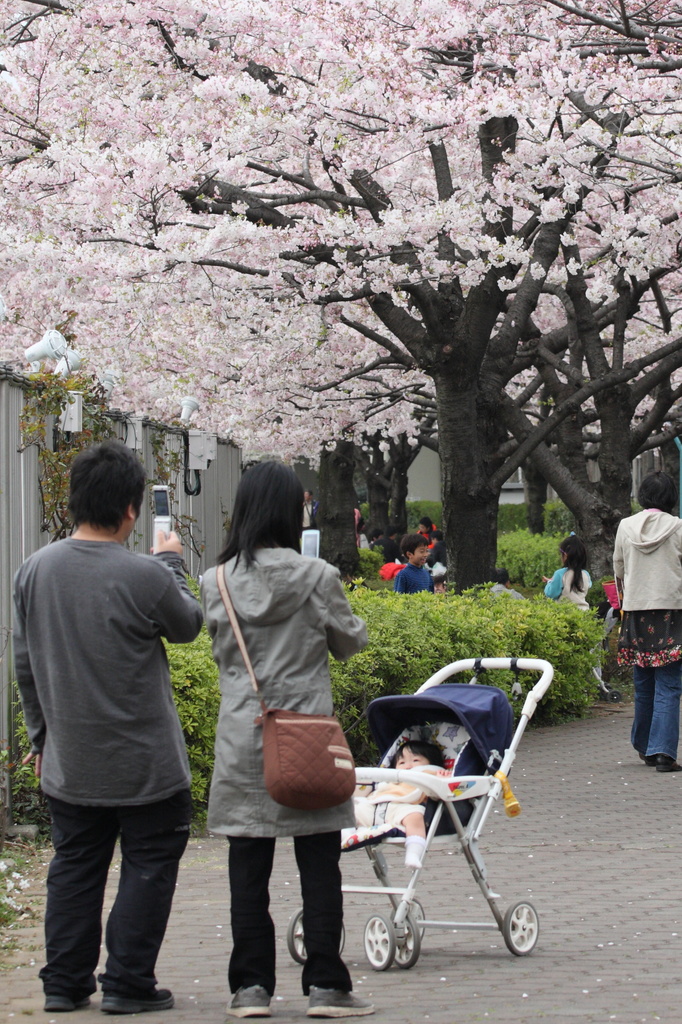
13, 441, 203, 1015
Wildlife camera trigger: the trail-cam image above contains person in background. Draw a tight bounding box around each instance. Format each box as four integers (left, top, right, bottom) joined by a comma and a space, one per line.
490, 568, 525, 600
614, 471, 682, 773
302, 490, 318, 530
201, 462, 374, 1019
417, 516, 436, 545
380, 525, 401, 564
354, 510, 370, 548
543, 535, 591, 610
394, 534, 435, 594
368, 528, 385, 552
13, 441, 203, 1015
426, 530, 447, 568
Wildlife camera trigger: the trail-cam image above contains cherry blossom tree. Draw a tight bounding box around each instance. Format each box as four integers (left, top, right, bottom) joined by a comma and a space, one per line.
1, 0, 681, 584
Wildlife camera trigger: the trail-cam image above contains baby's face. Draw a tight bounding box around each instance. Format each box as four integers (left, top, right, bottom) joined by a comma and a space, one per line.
395, 749, 430, 771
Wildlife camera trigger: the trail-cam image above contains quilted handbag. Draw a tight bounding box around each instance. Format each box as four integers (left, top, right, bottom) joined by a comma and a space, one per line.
216, 564, 356, 811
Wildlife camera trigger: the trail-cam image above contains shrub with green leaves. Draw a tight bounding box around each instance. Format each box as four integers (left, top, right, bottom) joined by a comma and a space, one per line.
357, 548, 384, 580
10, 570, 606, 826
164, 633, 220, 814
331, 587, 605, 763
497, 503, 528, 533
497, 530, 564, 588
543, 501, 577, 536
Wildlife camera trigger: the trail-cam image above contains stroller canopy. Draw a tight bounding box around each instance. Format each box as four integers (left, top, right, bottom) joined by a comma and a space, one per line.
367, 683, 514, 773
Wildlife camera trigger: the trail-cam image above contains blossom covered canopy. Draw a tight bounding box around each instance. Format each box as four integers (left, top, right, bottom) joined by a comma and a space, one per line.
0, 0, 680, 458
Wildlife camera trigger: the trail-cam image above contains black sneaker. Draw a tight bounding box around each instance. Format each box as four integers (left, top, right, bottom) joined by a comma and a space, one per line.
44, 995, 91, 1012
100, 988, 174, 1014
307, 987, 375, 1018
656, 754, 682, 773
227, 985, 272, 1018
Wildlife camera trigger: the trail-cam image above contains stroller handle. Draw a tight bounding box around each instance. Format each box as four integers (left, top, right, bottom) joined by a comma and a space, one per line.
416, 658, 554, 721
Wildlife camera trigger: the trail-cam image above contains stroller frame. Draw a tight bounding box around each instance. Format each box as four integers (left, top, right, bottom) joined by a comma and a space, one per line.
343, 657, 553, 970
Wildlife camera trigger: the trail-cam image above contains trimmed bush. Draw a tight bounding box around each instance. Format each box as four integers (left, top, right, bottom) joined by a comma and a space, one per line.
497, 503, 528, 533
331, 587, 605, 763
357, 548, 384, 580
165, 634, 220, 815
543, 501, 576, 535
497, 530, 564, 588
9, 574, 606, 824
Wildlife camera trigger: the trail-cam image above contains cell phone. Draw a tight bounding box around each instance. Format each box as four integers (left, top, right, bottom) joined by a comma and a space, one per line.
301, 529, 320, 558
152, 485, 172, 549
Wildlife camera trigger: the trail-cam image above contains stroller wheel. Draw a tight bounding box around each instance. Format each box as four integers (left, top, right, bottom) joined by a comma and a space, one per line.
393, 912, 422, 970
502, 900, 539, 956
287, 909, 307, 964
409, 898, 426, 939
287, 908, 345, 965
608, 689, 623, 703
364, 913, 396, 971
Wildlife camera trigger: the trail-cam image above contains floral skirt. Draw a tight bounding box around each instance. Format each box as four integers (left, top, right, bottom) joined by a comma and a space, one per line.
617, 609, 682, 667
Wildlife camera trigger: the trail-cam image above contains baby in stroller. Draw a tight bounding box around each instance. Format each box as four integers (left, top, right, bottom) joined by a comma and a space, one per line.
353, 740, 448, 868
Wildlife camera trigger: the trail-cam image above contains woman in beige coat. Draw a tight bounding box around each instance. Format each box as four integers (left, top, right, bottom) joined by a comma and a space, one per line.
201, 462, 373, 1019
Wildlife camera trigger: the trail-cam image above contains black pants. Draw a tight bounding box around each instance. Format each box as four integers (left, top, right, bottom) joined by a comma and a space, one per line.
40, 790, 191, 1000
227, 832, 352, 996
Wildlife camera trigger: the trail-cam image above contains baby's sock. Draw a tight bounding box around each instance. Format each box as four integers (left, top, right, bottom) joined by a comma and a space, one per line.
404, 835, 427, 869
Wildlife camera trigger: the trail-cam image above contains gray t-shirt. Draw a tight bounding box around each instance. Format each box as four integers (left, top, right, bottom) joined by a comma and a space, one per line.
13, 538, 203, 806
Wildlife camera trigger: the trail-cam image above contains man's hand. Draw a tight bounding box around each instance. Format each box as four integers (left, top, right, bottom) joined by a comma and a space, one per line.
22, 751, 42, 778
153, 530, 183, 556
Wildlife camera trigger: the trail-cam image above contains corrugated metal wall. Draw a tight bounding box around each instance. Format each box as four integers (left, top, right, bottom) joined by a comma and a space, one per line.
0, 366, 241, 816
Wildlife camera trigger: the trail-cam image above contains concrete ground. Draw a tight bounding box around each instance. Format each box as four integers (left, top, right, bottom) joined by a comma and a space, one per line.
3, 702, 681, 1024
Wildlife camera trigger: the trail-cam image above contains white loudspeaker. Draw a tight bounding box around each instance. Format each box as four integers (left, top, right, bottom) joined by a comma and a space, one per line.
55, 349, 82, 377
25, 330, 68, 364
180, 396, 200, 423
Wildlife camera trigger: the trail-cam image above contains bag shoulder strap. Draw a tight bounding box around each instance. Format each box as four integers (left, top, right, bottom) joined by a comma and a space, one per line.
215, 563, 266, 709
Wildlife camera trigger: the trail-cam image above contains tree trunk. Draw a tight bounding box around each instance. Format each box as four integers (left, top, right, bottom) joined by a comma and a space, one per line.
318, 440, 359, 578
435, 375, 500, 591
522, 459, 547, 534
390, 467, 409, 535
366, 474, 390, 537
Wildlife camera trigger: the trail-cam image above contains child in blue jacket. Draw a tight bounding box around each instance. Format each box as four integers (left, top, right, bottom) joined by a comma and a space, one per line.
543, 535, 591, 610
394, 535, 435, 594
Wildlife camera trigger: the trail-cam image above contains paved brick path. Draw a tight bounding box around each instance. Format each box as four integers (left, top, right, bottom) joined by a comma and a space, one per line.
4, 702, 682, 1023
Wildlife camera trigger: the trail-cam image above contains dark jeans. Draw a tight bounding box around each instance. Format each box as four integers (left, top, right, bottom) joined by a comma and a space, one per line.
40, 789, 191, 1000
227, 832, 352, 996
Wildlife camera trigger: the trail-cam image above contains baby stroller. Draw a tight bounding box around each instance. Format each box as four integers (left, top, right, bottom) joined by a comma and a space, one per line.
286, 657, 553, 971
594, 582, 622, 702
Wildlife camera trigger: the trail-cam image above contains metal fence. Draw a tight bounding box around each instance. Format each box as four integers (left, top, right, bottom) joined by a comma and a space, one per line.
0, 365, 241, 813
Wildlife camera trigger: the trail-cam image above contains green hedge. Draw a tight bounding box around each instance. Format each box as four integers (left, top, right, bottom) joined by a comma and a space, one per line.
331, 588, 605, 763
357, 548, 384, 580
10, 577, 605, 825
497, 503, 528, 533
543, 501, 577, 535
496, 530, 564, 588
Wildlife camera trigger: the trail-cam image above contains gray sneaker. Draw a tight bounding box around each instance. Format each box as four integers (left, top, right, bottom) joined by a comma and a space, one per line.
227, 985, 272, 1018
307, 987, 375, 1018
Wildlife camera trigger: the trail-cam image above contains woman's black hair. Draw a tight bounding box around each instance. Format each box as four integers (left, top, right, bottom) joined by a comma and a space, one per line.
559, 535, 588, 593
638, 471, 678, 515
390, 740, 444, 769
218, 461, 304, 566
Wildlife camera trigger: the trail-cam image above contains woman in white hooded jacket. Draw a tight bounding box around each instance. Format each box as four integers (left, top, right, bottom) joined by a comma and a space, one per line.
614, 471, 682, 773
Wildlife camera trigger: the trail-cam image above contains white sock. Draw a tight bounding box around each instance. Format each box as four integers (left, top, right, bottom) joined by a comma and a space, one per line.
404, 835, 427, 868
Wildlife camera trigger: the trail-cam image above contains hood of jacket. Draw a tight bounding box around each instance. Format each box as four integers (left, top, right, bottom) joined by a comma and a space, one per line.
621, 509, 682, 553
224, 546, 329, 625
